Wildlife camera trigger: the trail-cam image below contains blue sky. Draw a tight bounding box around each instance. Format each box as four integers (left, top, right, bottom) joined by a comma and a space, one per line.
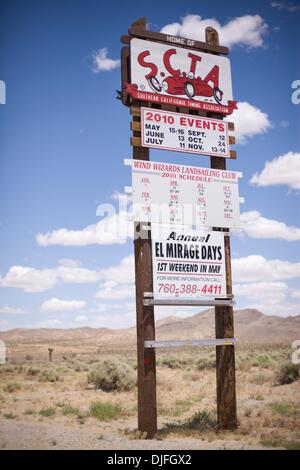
0, 0, 300, 330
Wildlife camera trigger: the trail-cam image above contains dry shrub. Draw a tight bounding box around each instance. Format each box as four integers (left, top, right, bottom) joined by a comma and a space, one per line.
87, 358, 135, 391
275, 363, 299, 385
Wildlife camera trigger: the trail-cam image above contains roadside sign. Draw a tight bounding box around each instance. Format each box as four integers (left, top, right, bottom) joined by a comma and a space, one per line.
120, 19, 239, 436
128, 38, 237, 114
126, 158, 242, 229
151, 226, 226, 300
141, 107, 230, 157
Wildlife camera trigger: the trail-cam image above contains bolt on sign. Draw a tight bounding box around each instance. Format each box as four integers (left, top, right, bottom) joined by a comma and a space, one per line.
152, 226, 226, 300
125, 158, 242, 229
141, 107, 230, 157
126, 38, 237, 114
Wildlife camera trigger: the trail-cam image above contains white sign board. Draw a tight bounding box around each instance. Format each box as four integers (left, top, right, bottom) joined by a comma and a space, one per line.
152, 226, 227, 300
127, 159, 242, 229
129, 39, 236, 115
141, 107, 230, 157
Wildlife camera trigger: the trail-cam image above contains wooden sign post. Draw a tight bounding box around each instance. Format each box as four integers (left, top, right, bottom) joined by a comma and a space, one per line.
206, 27, 237, 430
120, 18, 238, 437
131, 19, 157, 439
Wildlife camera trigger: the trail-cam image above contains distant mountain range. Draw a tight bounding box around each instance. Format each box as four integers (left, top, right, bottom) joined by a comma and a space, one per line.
1, 309, 299, 344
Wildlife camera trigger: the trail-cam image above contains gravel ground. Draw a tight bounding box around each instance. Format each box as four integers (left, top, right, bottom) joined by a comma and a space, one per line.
0, 419, 270, 450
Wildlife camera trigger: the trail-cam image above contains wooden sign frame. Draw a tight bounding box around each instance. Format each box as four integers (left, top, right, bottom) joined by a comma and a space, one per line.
120, 18, 237, 438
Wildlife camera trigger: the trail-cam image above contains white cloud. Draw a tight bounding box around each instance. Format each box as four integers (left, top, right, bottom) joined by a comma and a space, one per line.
0, 306, 27, 315
250, 151, 300, 190
0, 320, 8, 327
98, 255, 134, 285
89, 302, 135, 314
0, 265, 101, 293
229, 281, 300, 316
41, 298, 86, 312
240, 211, 300, 241
271, 2, 300, 12
57, 266, 100, 284
92, 48, 120, 72
95, 255, 135, 300
0, 255, 135, 294
234, 281, 300, 316
235, 281, 288, 303
95, 284, 135, 300
226, 102, 271, 144
58, 258, 81, 268
36, 211, 132, 247
75, 315, 87, 323
232, 255, 300, 283
161, 14, 268, 48
0, 266, 58, 293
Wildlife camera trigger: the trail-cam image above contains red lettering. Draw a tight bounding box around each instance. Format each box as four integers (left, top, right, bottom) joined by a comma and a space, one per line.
204, 65, 219, 87
137, 50, 158, 79
163, 49, 181, 77
188, 53, 202, 74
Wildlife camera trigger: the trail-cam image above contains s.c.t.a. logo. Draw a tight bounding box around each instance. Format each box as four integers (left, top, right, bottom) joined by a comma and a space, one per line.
128, 39, 237, 114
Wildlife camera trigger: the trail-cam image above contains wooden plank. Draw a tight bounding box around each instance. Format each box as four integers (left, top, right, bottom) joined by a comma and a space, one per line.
206, 27, 237, 432
131, 106, 141, 117
228, 122, 235, 131
145, 339, 237, 349
229, 136, 236, 145
131, 136, 142, 147
128, 27, 229, 55
120, 34, 131, 45
131, 121, 141, 132
121, 47, 131, 106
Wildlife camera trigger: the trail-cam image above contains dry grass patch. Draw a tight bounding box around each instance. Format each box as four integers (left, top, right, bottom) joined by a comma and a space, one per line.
39, 407, 56, 418
3, 383, 21, 393
158, 409, 217, 438
89, 400, 122, 421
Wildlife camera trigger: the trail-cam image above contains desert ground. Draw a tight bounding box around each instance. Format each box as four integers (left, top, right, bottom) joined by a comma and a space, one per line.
0, 309, 299, 450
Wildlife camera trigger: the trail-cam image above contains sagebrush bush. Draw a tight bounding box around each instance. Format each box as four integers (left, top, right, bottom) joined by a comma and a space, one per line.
0, 365, 14, 374
27, 366, 40, 376
159, 356, 194, 369
3, 382, 21, 393
38, 367, 59, 383
250, 353, 273, 368
196, 357, 216, 370
87, 359, 136, 391
275, 363, 299, 385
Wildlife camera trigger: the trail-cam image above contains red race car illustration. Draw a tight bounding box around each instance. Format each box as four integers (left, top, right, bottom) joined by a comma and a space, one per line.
147, 65, 223, 104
